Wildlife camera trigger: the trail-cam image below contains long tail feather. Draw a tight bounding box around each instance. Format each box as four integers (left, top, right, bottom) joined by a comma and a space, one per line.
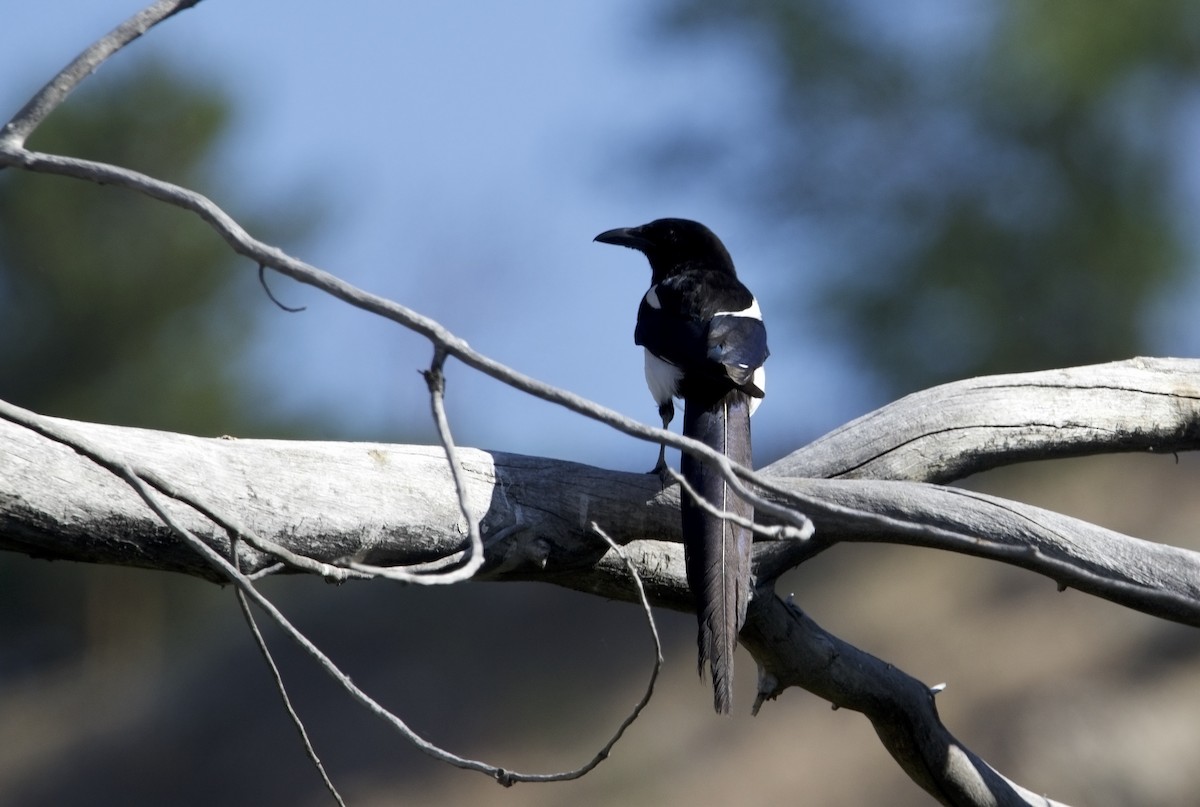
680, 389, 753, 714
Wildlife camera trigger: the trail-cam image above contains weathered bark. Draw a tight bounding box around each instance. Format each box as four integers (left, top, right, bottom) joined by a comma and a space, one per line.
8, 360, 1198, 622
6, 356, 1200, 806
772, 356, 1200, 483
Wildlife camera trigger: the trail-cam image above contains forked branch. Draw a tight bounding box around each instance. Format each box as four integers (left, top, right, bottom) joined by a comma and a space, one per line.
4, 1, 1200, 805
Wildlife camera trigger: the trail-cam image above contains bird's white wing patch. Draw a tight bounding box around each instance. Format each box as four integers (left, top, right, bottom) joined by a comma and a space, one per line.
713, 296, 762, 320
643, 285, 662, 310
749, 366, 766, 416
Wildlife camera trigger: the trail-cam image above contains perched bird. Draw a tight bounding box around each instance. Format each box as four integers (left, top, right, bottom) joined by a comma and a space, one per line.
594, 218, 768, 713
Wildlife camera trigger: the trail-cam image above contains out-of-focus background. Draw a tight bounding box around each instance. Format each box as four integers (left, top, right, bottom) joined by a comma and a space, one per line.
3, 1, 1200, 804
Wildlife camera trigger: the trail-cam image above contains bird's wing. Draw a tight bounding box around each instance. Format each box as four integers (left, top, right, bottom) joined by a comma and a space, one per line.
637, 272, 768, 398
633, 282, 708, 366
707, 314, 768, 395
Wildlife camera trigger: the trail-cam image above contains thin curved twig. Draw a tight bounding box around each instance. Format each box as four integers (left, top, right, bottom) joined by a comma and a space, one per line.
665, 465, 810, 542
232, 543, 346, 806
494, 522, 663, 785
258, 263, 307, 312
345, 347, 486, 583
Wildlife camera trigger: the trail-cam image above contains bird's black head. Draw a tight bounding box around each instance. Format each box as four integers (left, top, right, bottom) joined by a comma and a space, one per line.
594, 218, 736, 282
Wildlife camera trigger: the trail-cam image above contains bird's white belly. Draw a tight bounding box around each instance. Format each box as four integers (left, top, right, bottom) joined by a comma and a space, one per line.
643, 349, 683, 406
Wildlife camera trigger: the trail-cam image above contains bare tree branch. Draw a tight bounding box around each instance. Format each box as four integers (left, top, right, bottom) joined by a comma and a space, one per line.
2, 397, 1114, 806
343, 349, 487, 584
0, 148, 812, 527
233, 552, 347, 807
3, 374, 1197, 800
0, 397, 666, 788
771, 356, 1200, 484
501, 522, 664, 785
0, 0, 202, 148
3, 2, 1197, 803
743, 595, 1071, 807
9, 370, 1197, 623
765, 477, 1200, 622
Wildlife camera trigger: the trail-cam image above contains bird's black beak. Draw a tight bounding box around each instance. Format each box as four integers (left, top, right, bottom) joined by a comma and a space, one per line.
594, 226, 652, 251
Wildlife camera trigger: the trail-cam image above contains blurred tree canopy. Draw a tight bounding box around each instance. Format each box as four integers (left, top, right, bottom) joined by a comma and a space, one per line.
0, 58, 320, 436
653, 0, 1200, 395
0, 57, 325, 684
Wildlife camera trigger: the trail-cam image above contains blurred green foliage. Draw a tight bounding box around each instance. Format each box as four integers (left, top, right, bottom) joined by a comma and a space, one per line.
0, 59, 319, 435
656, 0, 1200, 394
0, 57, 325, 686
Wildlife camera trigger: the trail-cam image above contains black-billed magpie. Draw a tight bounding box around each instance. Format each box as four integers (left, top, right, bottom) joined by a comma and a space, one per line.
595, 218, 768, 713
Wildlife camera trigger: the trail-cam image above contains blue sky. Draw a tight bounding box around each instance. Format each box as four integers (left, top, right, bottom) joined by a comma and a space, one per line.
10, 2, 1200, 474
3, 0, 865, 471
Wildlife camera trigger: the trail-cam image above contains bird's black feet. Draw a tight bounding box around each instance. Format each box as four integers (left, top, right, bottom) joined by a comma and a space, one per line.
646, 447, 673, 488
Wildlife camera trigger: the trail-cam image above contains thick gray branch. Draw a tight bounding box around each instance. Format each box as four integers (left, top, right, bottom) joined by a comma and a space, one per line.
0, 409, 677, 586
742, 596, 1069, 807
2, 405, 1125, 806
759, 477, 1200, 625
771, 357, 1200, 483
3, 351, 1198, 807
7, 404, 1198, 629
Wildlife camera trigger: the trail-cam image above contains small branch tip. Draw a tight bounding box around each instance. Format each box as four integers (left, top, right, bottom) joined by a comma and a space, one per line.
258, 263, 307, 312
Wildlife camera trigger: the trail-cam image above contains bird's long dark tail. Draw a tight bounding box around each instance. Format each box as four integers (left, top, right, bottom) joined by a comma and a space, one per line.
680, 389, 753, 714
